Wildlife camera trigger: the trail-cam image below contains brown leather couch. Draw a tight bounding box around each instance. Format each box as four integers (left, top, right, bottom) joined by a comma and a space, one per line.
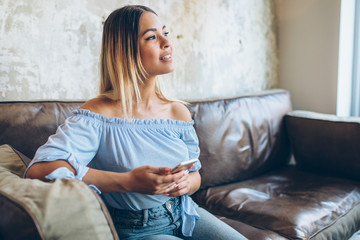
1, 89, 360, 240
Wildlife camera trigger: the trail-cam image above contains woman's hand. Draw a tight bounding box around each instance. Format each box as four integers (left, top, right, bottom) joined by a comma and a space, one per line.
163, 170, 201, 197
126, 165, 185, 195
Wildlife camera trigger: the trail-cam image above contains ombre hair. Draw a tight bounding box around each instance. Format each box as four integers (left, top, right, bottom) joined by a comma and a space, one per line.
99, 5, 171, 119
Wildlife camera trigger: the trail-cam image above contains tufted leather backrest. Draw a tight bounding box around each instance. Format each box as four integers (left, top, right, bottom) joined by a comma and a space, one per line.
0, 90, 292, 189
188, 90, 292, 189
0, 101, 83, 159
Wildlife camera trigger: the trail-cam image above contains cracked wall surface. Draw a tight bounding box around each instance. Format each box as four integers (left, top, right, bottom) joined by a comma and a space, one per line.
0, 0, 278, 101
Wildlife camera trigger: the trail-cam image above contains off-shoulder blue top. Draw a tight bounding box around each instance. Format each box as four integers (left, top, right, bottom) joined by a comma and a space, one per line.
26, 109, 201, 236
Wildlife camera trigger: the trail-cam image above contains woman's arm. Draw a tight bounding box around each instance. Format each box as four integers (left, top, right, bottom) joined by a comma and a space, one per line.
164, 170, 201, 197
84, 164, 187, 194
26, 160, 185, 194
26, 160, 76, 181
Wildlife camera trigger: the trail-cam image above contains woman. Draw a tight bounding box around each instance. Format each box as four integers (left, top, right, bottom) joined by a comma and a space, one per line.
25, 5, 247, 240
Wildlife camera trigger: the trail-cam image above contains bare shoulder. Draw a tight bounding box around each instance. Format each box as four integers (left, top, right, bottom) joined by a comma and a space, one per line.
80, 97, 120, 118
170, 101, 192, 122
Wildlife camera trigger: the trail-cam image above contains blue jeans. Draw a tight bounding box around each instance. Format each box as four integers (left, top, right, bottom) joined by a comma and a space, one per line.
108, 197, 248, 240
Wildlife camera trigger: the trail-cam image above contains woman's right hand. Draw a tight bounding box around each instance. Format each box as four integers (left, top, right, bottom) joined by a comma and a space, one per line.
126, 165, 185, 195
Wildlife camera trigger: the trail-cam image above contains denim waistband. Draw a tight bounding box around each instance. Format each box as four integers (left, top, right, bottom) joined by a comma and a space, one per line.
107, 197, 181, 219
108, 197, 183, 238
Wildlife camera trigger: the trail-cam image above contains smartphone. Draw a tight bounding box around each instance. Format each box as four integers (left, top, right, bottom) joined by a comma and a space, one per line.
170, 159, 198, 174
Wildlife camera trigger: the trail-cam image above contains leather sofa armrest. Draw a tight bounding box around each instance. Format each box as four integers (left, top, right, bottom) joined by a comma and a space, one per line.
285, 110, 360, 181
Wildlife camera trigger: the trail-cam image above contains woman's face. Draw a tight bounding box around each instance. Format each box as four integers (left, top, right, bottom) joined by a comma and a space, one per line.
139, 11, 174, 78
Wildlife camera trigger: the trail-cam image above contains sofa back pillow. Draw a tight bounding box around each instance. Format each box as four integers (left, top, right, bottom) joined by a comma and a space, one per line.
188, 90, 292, 189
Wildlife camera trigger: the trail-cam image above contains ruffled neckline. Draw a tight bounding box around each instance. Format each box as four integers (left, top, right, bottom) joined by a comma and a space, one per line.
72, 109, 194, 126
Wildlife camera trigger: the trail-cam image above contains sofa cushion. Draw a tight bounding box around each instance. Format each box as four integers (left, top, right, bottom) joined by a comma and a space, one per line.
0, 145, 42, 240
286, 110, 360, 181
192, 167, 360, 239
0, 144, 118, 240
188, 90, 292, 189
216, 216, 287, 240
0, 144, 30, 176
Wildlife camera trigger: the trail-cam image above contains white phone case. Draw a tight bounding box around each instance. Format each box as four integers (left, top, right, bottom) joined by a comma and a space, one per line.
171, 159, 198, 173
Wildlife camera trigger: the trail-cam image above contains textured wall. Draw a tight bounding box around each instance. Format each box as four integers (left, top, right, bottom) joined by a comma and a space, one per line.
0, 0, 278, 101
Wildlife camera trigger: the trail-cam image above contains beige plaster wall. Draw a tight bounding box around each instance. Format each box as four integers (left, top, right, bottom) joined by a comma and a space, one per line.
275, 0, 341, 114
0, 0, 278, 101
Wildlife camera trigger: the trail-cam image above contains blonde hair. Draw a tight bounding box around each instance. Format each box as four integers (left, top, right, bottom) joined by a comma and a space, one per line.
99, 5, 171, 119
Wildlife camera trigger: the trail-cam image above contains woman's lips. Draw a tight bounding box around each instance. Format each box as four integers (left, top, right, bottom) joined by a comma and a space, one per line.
160, 54, 172, 61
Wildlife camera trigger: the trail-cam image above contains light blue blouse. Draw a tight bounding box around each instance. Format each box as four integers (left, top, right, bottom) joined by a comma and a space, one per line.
26, 109, 201, 236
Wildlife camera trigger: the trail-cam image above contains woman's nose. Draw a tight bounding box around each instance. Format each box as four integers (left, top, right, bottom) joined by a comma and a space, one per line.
161, 37, 171, 49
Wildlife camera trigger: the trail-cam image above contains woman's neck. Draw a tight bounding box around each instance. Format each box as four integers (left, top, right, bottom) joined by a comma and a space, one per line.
137, 76, 159, 109
133, 77, 168, 119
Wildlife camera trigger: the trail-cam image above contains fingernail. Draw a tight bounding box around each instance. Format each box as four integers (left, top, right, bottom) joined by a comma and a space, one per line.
164, 193, 170, 196
184, 170, 189, 176
174, 184, 179, 188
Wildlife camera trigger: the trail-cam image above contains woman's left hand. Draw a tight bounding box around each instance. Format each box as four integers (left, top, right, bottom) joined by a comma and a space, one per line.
163, 170, 201, 197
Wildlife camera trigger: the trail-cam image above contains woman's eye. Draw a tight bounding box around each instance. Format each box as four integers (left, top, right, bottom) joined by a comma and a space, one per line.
146, 35, 156, 40
164, 32, 169, 37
